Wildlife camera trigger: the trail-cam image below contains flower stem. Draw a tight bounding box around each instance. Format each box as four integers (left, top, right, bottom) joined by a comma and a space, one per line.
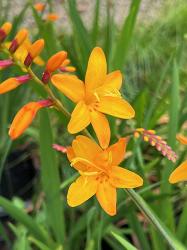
124, 189, 186, 250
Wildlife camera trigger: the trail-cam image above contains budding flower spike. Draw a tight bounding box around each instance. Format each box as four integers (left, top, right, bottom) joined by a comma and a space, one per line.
134, 128, 177, 163
169, 134, 187, 184
9, 100, 53, 140
51, 47, 135, 149
24, 39, 45, 67
0, 22, 12, 42
0, 75, 31, 94
9, 28, 28, 53
66, 136, 143, 216
42, 51, 67, 83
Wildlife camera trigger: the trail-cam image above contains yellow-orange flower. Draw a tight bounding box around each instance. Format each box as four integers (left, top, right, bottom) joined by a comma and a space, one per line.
9, 100, 52, 140
51, 47, 135, 149
34, 3, 45, 12
66, 135, 143, 216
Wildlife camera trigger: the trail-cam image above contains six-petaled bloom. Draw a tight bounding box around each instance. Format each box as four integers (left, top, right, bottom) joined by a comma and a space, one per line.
66, 135, 143, 216
51, 47, 135, 149
169, 134, 187, 184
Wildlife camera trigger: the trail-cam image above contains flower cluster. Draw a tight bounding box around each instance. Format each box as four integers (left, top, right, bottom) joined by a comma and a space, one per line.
34, 2, 59, 22
0, 21, 182, 216
0, 22, 75, 140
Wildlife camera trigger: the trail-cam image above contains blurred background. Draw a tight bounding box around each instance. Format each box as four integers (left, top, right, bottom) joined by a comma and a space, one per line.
0, 0, 187, 249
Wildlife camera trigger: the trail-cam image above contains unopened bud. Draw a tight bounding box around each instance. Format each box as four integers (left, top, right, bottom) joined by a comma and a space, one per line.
9, 28, 28, 53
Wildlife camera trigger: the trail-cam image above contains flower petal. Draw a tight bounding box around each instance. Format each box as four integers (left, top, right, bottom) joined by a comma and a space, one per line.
97, 96, 135, 119
96, 181, 116, 216
107, 137, 128, 165
110, 166, 143, 188
68, 101, 90, 133
66, 146, 88, 171
85, 47, 107, 93
51, 74, 85, 103
95, 70, 122, 95
176, 134, 187, 145
67, 176, 97, 207
72, 135, 102, 162
90, 111, 110, 149
169, 160, 187, 183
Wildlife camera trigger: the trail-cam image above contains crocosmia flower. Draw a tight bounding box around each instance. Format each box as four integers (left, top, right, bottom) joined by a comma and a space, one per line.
51, 47, 135, 149
66, 135, 143, 216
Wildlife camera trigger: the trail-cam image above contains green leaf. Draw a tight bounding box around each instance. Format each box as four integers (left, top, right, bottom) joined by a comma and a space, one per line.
125, 189, 186, 250
110, 230, 138, 250
39, 109, 65, 245
112, 0, 141, 70
0, 196, 49, 244
160, 59, 180, 231
67, 0, 91, 70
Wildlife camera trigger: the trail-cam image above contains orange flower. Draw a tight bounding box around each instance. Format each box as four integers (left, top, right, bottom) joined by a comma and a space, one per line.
0, 75, 31, 94
176, 134, 187, 145
9, 100, 52, 140
9, 28, 28, 53
34, 3, 45, 12
0, 22, 12, 42
42, 51, 67, 83
24, 39, 45, 66
51, 47, 135, 149
66, 136, 143, 216
46, 13, 59, 22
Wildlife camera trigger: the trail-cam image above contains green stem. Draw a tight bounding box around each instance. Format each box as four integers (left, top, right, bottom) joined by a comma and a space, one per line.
125, 189, 186, 250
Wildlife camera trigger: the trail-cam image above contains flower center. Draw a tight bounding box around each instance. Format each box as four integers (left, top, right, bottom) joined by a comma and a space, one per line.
95, 172, 109, 183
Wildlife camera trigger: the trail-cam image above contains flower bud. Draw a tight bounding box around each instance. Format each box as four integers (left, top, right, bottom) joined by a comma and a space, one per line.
9, 28, 28, 53
24, 39, 45, 67
0, 59, 13, 70
9, 99, 53, 140
0, 22, 12, 42
34, 3, 45, 12
46, 13, 59, 22
0, 75, 30, 94
42, 51, 67, 83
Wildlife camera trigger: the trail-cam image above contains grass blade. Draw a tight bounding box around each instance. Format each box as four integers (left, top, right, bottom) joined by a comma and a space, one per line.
39, 109, 65, 245
112, 0, 141, 70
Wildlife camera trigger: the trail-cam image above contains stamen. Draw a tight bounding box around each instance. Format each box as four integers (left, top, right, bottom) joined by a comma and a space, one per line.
94, 92, 100, 102
79, 170, 99, 176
